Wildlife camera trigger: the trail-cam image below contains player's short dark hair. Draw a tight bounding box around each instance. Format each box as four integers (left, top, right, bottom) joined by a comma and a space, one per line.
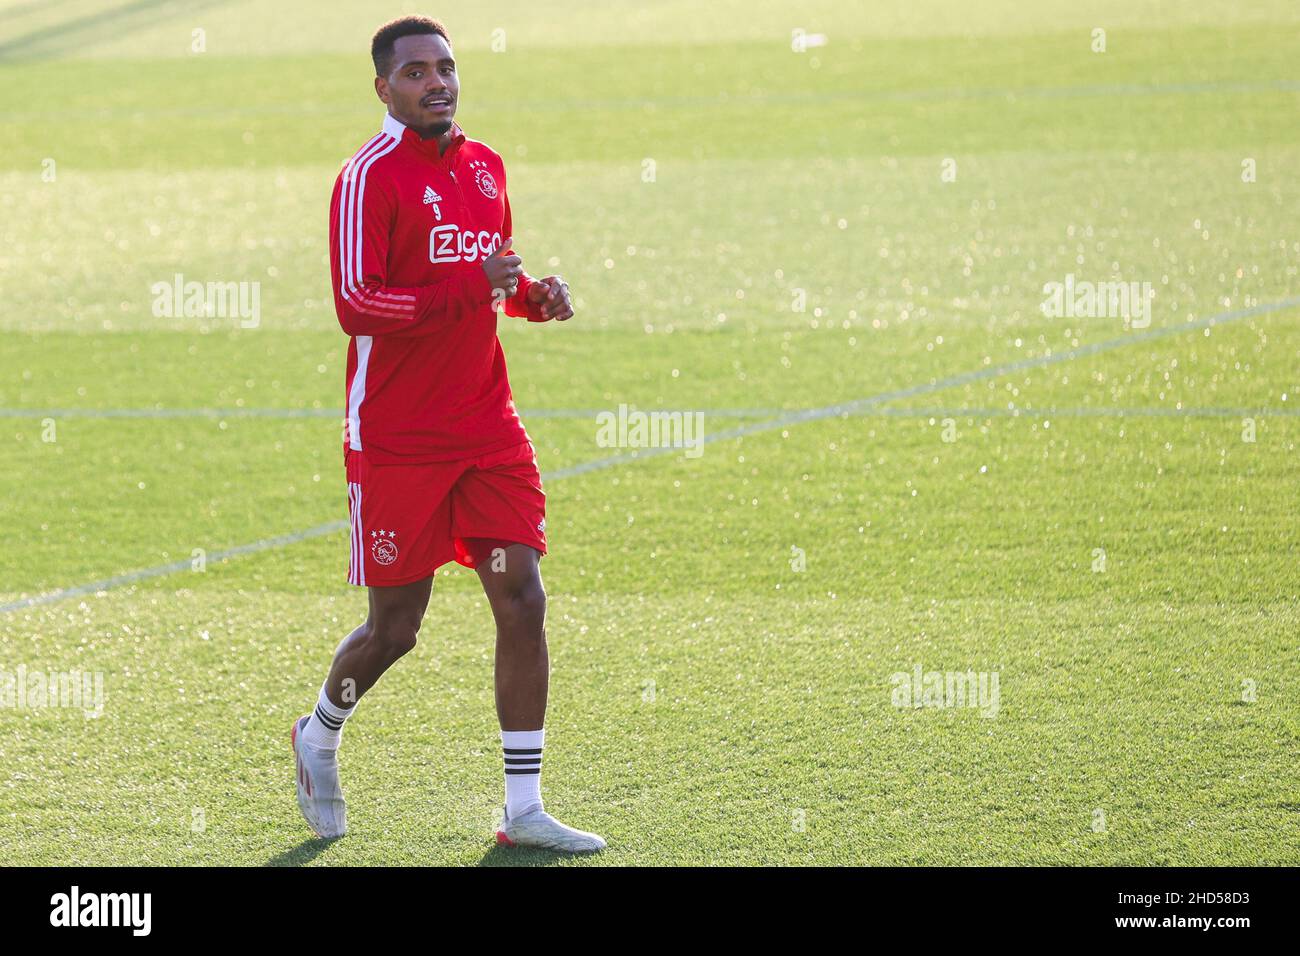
371, 16, 450, 77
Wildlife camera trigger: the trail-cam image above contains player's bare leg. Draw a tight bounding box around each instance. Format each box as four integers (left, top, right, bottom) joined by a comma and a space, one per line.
476, 545, 548, 730
476, 543, 605, 852
327, 576, 433, 703
293, 576, 433, 838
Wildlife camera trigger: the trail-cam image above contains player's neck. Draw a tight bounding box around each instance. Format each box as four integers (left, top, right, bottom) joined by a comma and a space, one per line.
388, 111, 455, 153
415, 124, 455, 155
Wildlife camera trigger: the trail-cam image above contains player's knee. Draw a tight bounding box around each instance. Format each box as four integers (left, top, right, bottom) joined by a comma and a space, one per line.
496, 579, 546, 633
369, 610, 422, 657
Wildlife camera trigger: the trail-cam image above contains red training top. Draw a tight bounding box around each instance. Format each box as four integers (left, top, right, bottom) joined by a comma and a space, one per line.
329, 112, 549, 464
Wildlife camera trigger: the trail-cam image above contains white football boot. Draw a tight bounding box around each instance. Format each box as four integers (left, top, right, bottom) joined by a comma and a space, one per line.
291, 714, 347, 838
496, 803, 607, 853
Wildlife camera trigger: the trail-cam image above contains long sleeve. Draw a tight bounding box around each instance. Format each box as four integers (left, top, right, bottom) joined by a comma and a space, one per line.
499, 191, 550, 322
329, 171, 493, 337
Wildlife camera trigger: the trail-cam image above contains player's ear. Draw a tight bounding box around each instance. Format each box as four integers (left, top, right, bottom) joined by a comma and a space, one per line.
374, 75, 390, 104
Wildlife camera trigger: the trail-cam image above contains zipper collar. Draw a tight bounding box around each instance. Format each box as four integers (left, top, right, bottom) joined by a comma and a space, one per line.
382, 112, 466, 166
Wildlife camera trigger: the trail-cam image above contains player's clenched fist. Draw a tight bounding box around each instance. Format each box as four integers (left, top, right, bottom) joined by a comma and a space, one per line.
483, 236, 523, 302
526, 275, 574, 321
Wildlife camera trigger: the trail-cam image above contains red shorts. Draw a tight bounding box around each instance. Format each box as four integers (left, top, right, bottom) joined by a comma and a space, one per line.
345, 440, 547, 587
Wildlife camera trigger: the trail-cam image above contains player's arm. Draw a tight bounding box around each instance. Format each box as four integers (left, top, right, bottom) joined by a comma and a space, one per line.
499, 192, 574, 323
329, 173, 493, 337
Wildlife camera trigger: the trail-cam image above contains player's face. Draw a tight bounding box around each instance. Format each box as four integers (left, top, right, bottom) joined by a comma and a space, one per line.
377, 33, 459, 138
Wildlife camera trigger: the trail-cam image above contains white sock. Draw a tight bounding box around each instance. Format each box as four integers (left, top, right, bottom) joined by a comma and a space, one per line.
303, 683, 354, 750
502, 728, 544, 818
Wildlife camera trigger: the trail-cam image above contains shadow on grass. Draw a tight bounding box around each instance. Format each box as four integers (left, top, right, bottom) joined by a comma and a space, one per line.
260, 834, 604, 867
476, 843, 588, 867
265, 835, 344, 867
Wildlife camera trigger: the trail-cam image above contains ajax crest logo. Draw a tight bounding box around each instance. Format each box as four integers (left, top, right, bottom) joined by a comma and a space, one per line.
370, 528, 399, 565
469, 159, 498, 199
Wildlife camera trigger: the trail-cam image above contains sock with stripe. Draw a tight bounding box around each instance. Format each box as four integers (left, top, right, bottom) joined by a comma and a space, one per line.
303, 683, 355, 750
502, 728, 544, 818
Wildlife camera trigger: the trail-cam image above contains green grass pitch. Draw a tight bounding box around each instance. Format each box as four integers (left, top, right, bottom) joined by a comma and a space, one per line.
0, 0, 1297, 865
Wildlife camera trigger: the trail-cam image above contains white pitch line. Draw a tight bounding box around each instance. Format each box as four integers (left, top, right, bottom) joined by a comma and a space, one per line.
536, 296, 1300, 476
0, 524, 350, 614
3, 296, 1296, 614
